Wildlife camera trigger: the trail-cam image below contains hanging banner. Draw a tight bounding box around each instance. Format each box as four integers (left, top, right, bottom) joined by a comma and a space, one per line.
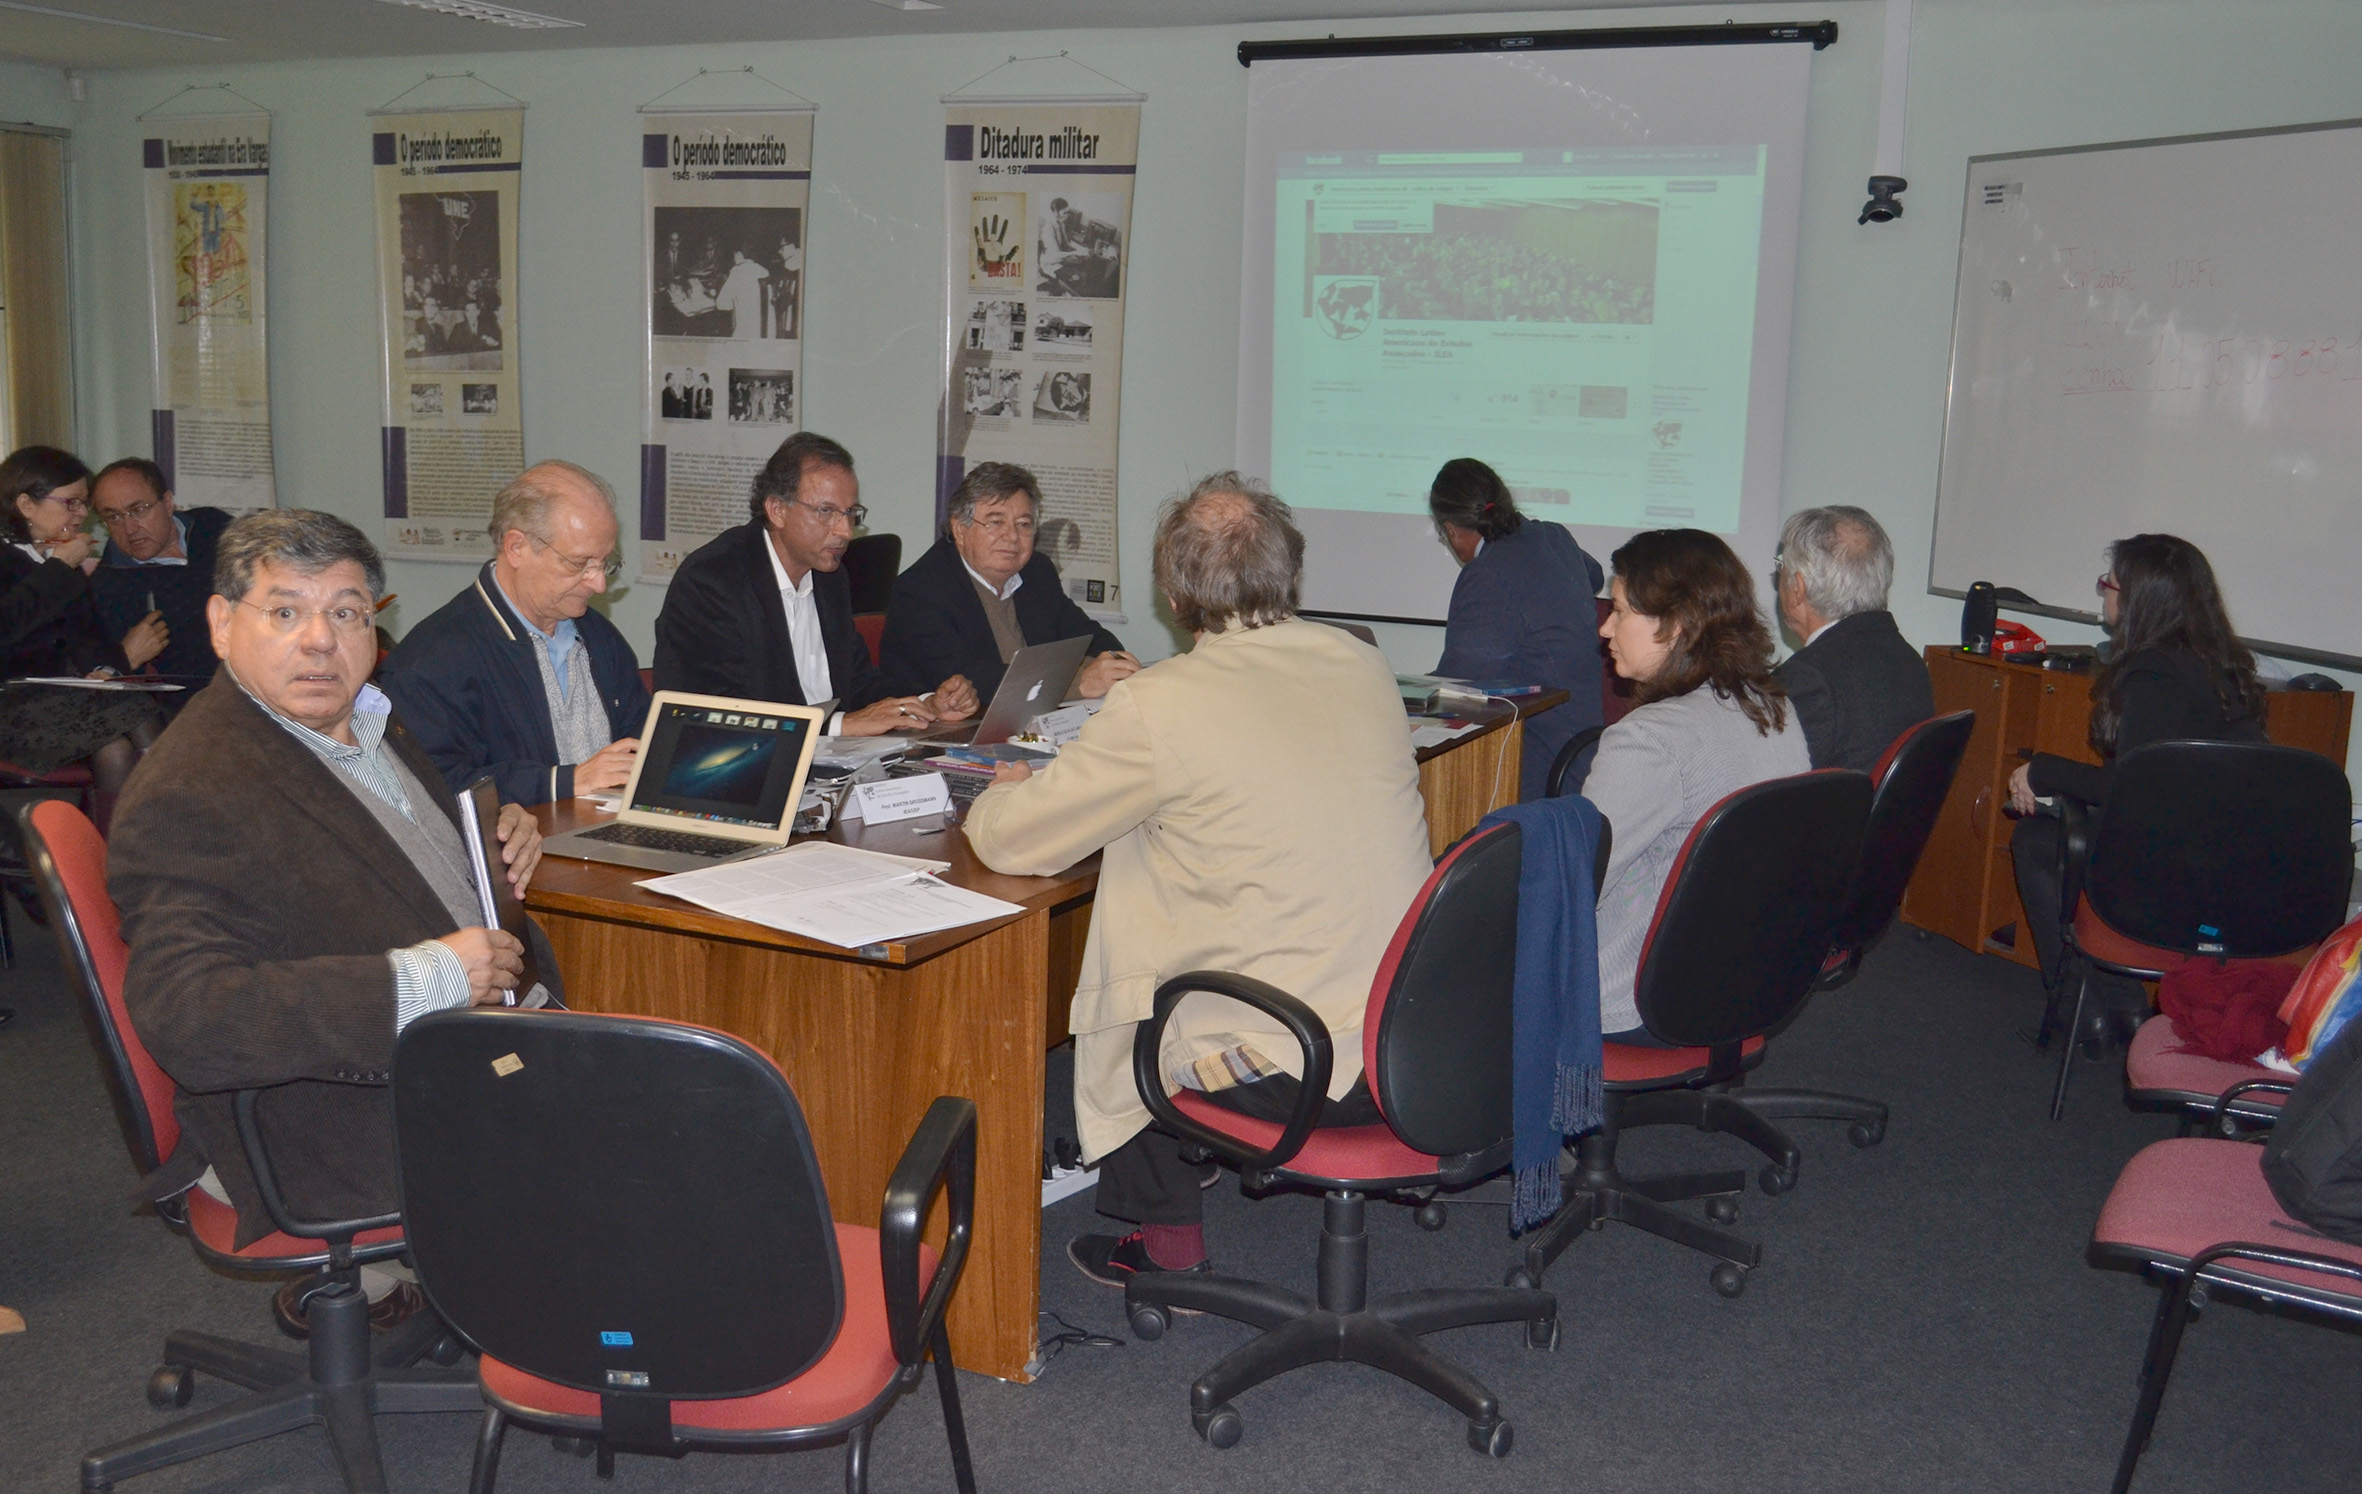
142, 114, 275, 508
938, 100, 1138, 619
370, 106, 524, 562
637, 109, 813, 583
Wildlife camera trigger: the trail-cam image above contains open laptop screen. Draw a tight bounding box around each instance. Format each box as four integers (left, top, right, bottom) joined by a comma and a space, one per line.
630, 701, 813, 830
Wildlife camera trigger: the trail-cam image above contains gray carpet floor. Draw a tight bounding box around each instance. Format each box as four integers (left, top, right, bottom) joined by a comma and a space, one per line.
3, 852, 2356, 1492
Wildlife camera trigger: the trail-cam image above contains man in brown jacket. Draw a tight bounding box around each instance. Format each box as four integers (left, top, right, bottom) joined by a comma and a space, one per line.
109, 510, 553, 1330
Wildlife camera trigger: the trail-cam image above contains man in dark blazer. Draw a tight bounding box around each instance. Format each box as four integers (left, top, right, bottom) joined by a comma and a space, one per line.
1772, 505, 1935, 773
110, 511, 553, 1326
87, 457, 232, 694
881, 461, 1135, 702
653, 431, 978, 735
380, 461, 650, 804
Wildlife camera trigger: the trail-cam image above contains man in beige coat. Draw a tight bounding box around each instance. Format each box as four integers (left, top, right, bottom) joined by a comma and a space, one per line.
964, 474, 1433, 1287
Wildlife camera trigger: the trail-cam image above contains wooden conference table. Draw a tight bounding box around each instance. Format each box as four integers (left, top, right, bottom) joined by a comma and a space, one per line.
523, 691, 1563, 1382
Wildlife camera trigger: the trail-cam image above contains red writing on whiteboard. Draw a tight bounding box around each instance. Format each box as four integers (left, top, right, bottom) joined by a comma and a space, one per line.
2058, 248, 2134, 292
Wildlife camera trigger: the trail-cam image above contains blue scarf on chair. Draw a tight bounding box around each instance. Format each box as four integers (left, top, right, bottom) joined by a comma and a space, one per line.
1478, 796, 1605, 1234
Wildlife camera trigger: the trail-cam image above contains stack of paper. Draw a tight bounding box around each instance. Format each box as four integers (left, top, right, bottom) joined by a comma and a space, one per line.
637, 842, 1025, 950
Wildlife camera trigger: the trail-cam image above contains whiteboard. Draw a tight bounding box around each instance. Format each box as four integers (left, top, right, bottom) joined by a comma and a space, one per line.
1931, 119, 2362, 668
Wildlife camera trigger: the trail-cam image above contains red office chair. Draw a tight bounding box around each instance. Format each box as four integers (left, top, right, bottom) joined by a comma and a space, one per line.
1513, 771, 1872, 1298
1123, 822, 1557, 1456
2124, 1021, 2291, 1135
1728, 711, 1975, 1150
2040, 740, 2350, 1119
16, 799, 476, 1493
391, 1008, 977, 1494
854, 612, 887, 667
2089, 1130, 2362, 1493
0, 756, 91, 971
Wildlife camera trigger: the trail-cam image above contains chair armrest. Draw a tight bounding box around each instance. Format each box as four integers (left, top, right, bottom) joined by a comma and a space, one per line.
2057, 796, 2094, 927
1546, 726, 1606, 799
2212, 1078, 2295, 1132
879, 1095, 977, 1369
232, 1089, 403, 1257
2187, 1238, 2362, 1295
1131, 970, 1334, 1175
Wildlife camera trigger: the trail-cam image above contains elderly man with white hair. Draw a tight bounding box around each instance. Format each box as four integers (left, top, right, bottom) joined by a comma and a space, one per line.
1771, 505, 1935, 772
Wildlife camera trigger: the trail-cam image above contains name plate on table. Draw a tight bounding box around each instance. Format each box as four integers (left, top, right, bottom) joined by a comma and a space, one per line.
845, 772, 952, 825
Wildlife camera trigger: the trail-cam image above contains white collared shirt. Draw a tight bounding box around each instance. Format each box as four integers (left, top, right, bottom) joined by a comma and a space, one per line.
961, 557, 1024, 601
763, 529, 851, 732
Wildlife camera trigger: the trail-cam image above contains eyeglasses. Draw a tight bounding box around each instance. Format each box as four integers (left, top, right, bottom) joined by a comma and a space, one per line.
39, 492, 90, 515
783, 496, 867, 529
235, 598, 376, 635
961, 513, 1036, 538
526, 532, 622, 579
2096, 574, 2121, 595
96, 496, 166, 528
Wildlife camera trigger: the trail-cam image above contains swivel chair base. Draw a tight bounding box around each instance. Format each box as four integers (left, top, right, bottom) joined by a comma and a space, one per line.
1519, 1088, 1806, 1299
82, 1276, 478, 1492
1124, 1191, 1553, 1455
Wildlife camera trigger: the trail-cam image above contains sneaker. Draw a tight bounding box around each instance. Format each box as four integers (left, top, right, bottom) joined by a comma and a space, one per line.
1067, 1231, 1211, 1291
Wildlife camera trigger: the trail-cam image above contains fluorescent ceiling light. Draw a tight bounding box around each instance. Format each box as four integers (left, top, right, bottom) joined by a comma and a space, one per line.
370, 0, 585, 27
868, 0, 946, 10
0, 0, 227, 40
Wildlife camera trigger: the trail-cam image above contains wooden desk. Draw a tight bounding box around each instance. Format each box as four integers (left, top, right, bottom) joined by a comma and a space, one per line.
520, 703, 1549, 1383
1900, 648, 2353, 966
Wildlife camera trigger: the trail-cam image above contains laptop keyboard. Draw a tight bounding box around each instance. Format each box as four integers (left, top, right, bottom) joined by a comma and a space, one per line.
574, 822, 747, 858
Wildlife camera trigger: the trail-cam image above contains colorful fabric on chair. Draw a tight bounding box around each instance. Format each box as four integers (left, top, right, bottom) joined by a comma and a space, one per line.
2280, 916, 2362, 1070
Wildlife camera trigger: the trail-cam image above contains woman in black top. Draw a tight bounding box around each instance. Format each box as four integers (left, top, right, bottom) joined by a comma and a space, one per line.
2007, 534, 2268, 1021
1, 446, 168, 826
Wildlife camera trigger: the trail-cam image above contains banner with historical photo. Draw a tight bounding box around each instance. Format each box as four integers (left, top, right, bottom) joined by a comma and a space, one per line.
637, 110, 812, 583
142, 115, 275, 507
370, 107, 524, 562
939, 102, 1138, 618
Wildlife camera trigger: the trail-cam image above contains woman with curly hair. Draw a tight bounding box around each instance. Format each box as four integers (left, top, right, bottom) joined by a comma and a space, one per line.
1586, 528, 1810, 1038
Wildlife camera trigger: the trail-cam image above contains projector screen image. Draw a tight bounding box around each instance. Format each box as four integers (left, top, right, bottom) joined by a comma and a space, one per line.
1272, 148, 1765, 535
661, 723, 779, 807
1236, 46, 1811, 622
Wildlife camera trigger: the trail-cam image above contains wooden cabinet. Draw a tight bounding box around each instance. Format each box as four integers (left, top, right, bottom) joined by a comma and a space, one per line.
1899, 649, 2354, 967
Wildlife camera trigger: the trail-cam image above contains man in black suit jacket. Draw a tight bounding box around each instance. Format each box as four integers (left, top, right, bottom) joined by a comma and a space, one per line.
881, 461, 1135, 701
1772, 505, 1935, 773
653, 432, 979, 735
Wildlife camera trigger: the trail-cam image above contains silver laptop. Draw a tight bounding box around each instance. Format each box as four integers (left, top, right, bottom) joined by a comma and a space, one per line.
917, 634, 1093, 751
543, 692, 824, 873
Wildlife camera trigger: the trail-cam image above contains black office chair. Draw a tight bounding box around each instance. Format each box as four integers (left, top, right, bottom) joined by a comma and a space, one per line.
1514, 771, 1872, 1297
1727, 711, 1975, 1150
2039, 740, 2351, 1119
1122, 821, 1557, 1456
840, 532, 903, 615
391, 1008, 978, 1494
18, 797, 478, 1494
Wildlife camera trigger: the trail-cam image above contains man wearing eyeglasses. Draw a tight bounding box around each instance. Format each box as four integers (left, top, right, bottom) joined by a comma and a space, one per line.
880, 461, 1136, 703
379, 461, 652, 805
654, 431, 980, 735
86, 457, 234, 698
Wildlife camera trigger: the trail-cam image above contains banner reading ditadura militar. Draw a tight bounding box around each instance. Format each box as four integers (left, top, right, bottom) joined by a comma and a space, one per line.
938, 100, 1138, 621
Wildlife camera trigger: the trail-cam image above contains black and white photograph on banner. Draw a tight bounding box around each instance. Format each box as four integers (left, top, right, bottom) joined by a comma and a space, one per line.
1033, 192, 1123, 299
399, 190, 504, 369
729, 367, 795, 425
1034, 302, 1092, 348
962, 365, 1023, 418
652, 205, 801, 339
461, 383, 498, 415
407, 382, 444, 418
659, 366, 715, 420
965, 299, 1026, 352
1032, 369, 1091, 423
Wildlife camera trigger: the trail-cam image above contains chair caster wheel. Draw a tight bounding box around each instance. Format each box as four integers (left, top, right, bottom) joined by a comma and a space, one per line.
1127, 1303, 1169, 1342
1759, 1164, 1796, 1196
1469, 1419, 1513, 1457
1503, 1266, 1539, 1291
1413, 1201, 1448, 1231
552, 1435, 596, 1458
1525, 1316, 1559, 1351
1196, 1402, 1243, 1449
147, 1364, 193, 1408
429, 1333, 465, 1366
1706, 1195, 1740, 1225
1710, 1263, 1748, 1298
1849, 1120, 1886, 1148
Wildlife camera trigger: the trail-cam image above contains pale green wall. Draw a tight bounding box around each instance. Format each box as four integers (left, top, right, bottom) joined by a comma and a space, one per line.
35, 1, 2362, 755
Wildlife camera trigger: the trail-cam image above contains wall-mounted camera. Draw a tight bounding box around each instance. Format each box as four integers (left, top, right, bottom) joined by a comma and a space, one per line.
1859, 174, 1908, 225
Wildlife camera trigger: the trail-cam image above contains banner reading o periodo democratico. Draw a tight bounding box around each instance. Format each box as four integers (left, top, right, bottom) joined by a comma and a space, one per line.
638, 110, 813, 583
939, 101, 1138, 619
142, 114, 276, 508
370, 107, 524, 563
